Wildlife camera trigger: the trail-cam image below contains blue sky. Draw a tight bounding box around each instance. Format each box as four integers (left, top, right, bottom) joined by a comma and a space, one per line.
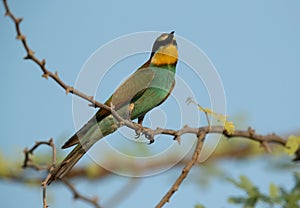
0, 1, 299, 207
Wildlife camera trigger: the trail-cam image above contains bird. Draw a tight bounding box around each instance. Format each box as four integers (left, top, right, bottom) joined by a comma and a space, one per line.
46, 31, 178, 184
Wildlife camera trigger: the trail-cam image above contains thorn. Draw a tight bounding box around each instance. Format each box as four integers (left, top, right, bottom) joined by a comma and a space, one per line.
54, 71, 58, 76
5, 11, 10, 16
65, 86, 74, 95
92, 196, 99, 203
16, 17, 23, 23
260, 141, 272, 153
248, 127, 255, 136
42, 73, 49, 79
41, 59, 46, 66
66, 87, 70, 95
28, 49, 35, 56
16, 34, 25, 40
23, 147, 28, 153
24, 49, 35, 59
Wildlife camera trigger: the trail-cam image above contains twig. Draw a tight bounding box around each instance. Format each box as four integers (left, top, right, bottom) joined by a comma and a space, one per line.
42, 184, 47, 208
61, 178, 103, 208
22, 138, 56, 208
155, 130, 206, 208
22, 138, 105, 208
150, 125, 287, 147
3, 0, 128, 124
3, 0, 154, 145
22, 138, 55, 171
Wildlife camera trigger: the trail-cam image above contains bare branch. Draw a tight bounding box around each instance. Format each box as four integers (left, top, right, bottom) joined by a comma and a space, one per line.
22, 138, 56, 208
21, 138, 105, 208
156, 130, 206, 207
3, 0, 119, 118
22, 138, 55, 171
61, 178, 103, 208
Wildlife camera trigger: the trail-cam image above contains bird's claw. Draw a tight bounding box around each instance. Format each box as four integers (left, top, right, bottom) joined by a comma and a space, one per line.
144, 131, 155, 144
134, 124, 143, 139
134, 125, 155, 144
135, 131, 141, 139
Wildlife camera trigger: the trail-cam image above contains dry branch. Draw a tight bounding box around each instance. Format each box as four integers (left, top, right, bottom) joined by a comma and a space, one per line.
22, 138, 103, 208
156, 131, 206, 207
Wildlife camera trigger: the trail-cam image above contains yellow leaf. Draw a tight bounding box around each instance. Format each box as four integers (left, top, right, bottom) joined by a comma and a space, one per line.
285, 135, 300, 155
187, 97, 235, 131
225, 121, 235, 135
204, 108, 213, 114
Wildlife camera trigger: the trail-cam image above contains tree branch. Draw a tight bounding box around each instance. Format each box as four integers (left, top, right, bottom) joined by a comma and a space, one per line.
61, 178, 103, 208
22, 138, 103, 208
156, 130, 206, 207
22, 138, 55, 171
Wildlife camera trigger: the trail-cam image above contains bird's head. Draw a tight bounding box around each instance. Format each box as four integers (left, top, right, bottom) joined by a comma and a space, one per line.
150, 31, 178, 66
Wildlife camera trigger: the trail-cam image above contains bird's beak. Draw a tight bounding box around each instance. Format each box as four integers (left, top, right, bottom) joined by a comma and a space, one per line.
167, 31, 175, 44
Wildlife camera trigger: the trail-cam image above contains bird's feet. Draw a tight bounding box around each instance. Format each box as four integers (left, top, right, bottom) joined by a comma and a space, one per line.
134, 125, 143, 139
134, 124, 154, 144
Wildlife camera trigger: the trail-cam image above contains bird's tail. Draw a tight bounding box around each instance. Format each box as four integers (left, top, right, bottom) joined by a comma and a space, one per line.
46, 115, 118, 185
46, 143, 88, 185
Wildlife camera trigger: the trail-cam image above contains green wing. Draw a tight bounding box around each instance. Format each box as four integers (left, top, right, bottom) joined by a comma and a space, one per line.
62, 67, 155, 148
96, 67, 155, 120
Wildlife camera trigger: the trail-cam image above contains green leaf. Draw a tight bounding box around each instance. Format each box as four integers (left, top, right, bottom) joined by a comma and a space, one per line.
228, 196, 246, 204
194, 204, 205, 208
239, 175, 254, 191
269, 183, 279, 198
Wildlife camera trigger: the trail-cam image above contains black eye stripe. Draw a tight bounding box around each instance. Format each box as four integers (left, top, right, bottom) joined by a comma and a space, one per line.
151, 34, 176, 53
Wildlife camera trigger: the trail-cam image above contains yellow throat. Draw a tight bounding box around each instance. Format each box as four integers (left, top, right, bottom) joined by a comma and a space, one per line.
151, 44, 178, 66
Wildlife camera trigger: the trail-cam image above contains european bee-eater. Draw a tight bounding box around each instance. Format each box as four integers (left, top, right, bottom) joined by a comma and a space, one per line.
47, 31, 178, 184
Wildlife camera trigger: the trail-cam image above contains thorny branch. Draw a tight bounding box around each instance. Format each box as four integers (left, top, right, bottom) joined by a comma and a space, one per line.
22, 138, 103, 208
156, 130, 206, 208
22, 138, 56, 171
3, 0, 299, 207
61, 178, 102, 208
3, 0, 136, 132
